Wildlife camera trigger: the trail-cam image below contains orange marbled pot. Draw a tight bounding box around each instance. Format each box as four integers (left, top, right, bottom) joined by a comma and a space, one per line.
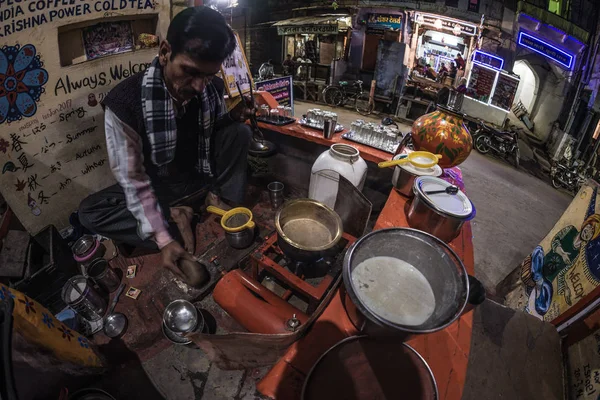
411, 107, 473, 168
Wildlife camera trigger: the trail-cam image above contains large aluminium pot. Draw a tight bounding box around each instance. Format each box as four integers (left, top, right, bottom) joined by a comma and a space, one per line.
406, 176, 475, 243
275, 198, 343, 263
391, 154, 443, 197
302, 335, 438, 400
342, 228, 485, 340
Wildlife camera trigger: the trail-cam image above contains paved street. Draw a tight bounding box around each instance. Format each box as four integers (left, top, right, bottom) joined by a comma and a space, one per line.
294, 101, 572, 293
460, 151, 571, 293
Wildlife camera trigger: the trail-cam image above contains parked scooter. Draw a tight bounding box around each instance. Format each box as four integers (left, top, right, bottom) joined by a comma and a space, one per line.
550, 159, 589, 194
473, 121, 520, 168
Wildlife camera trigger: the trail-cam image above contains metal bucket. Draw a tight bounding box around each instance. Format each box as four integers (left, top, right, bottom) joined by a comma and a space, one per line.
61, 276, 107, 321
302, 335, 438, 400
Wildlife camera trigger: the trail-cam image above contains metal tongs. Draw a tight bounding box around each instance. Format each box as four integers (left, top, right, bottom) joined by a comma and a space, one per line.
236, 73, 264, 142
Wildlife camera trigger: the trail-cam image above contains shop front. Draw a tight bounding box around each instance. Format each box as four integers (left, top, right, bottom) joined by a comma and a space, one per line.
411, 12, 479, 80
273, 15, 350, 66
511, 13, 585, 142
462, 50, 521, 125
359, 11, 404, 71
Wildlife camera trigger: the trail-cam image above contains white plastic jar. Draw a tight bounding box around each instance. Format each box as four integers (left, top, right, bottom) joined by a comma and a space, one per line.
309, 144, 368, 209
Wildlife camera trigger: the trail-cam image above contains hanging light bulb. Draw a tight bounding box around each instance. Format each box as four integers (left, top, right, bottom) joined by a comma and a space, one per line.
434, 19, 443, 30
453, 25, 462, 36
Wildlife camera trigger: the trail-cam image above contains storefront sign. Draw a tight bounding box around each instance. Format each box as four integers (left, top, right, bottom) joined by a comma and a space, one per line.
473, 50, 504, 70
490, 73, 520, 111
518, 31, 574, 69
466, 63, 497, 104
367, 13, 402, 32
414, 13, 477, 36
256, 76, 294, 113
220, 32, 253, 97
277, 25, 338, 36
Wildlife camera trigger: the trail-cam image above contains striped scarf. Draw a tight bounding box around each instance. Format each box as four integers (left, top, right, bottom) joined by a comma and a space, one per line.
141, 57, 226, 176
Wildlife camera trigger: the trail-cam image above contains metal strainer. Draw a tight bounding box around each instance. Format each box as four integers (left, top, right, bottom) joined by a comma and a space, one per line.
206, 206, 255, 232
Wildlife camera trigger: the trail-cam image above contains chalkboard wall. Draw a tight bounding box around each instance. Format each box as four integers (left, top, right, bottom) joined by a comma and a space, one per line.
374, 40, 406, 98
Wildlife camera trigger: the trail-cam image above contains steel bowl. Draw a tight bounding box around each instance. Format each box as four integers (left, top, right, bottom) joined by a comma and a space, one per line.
275, 198, 343, 263
163, 300, 198, 333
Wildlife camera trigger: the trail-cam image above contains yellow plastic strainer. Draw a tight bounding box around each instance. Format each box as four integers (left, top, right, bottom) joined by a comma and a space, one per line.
206, 206, 256, 233
378, 151, 442, 169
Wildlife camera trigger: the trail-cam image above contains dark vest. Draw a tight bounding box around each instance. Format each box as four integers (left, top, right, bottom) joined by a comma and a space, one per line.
102, 73, 202, 185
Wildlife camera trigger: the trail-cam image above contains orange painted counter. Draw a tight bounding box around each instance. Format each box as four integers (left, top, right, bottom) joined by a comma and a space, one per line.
248, 89, 391, 164
375, 189, 475, 400
257, 187, 475, 399
256, 120, 391, 164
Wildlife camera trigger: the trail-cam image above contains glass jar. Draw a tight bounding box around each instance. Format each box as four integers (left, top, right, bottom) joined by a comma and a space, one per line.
270, 108, 280, 121
259, 104, 269, 118
284, 106, 293, 118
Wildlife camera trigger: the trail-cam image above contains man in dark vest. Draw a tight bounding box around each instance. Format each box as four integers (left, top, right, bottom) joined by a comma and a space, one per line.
78, 7, 253, 279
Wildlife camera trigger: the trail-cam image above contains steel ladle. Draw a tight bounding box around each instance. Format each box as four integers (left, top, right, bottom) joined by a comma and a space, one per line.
103, 283, 128, 338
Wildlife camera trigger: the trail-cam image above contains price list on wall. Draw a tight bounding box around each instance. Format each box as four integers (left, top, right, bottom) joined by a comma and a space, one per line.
466, 64, 497, 103
490, 74, 520, 111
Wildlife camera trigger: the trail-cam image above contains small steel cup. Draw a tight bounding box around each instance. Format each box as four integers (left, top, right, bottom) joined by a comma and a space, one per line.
268, 182, 285, 209
323, 116, 335, 139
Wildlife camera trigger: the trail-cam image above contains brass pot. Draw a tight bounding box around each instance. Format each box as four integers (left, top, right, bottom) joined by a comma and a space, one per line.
275, 199, 343, 262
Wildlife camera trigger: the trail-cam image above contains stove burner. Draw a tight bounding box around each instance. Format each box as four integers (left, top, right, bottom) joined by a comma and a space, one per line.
250, 233, 356, 308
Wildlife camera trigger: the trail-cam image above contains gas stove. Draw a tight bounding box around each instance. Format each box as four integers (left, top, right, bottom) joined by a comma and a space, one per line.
250, 233, 356, 307
212, 231, 356, 334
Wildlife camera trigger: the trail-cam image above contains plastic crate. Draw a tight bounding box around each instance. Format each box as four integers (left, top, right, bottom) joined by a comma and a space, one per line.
11, 225, 78, 314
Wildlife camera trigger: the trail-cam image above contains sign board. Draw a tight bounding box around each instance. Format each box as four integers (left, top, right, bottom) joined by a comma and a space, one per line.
277, 25, 338, 36
473, 50, 504, 70
0, 0, 168, 234
505, 181, 600, 329
219, 32, 253, 97
490, 73, 520, 111
414, 13, 477, 36
518, 31, 575, 70
256, 76, 294, 114
466, 63, 498, 104
367, 13, 403, 32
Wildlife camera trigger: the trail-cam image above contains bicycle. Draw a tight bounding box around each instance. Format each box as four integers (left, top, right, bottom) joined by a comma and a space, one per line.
322, 80, 373, 115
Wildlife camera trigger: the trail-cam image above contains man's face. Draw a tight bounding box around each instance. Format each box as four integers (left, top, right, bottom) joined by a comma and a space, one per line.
159, 41, 223, 103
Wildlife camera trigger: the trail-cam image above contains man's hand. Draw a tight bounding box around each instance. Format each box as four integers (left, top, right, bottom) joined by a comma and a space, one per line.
229, 94, 256, 122
161, 241, 195, 280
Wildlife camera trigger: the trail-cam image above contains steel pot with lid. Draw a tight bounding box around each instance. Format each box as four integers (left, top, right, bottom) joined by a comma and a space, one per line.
406, 176, 475, 243
391, 153, 443, 197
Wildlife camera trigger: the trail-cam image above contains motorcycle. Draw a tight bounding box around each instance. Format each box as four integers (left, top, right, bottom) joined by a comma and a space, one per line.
473, 122, 520, 168
550, 160, 588, 194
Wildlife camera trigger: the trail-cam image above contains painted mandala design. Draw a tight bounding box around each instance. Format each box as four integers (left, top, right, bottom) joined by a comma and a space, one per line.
0, 44, 49, 124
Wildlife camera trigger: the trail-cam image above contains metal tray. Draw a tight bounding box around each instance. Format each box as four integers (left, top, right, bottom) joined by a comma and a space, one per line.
256, 116, 296, 126
299, 118, 344, 133
341, 131, 401, 154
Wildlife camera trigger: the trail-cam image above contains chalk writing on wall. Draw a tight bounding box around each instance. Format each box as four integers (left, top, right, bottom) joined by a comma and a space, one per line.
0, 44, 49, 124
0, 0, 167, 234
54, 60, 151, 95
0, 0, 156, 37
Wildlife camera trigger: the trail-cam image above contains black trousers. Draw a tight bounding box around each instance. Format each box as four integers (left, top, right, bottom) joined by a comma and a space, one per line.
78, 123, 252, 249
